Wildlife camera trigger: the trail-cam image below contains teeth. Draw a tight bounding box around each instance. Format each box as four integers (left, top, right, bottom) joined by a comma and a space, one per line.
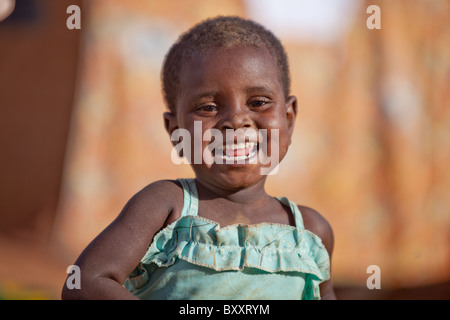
215, 148, 257, 162
213, 141, 258, 163
218, 142, 256, 151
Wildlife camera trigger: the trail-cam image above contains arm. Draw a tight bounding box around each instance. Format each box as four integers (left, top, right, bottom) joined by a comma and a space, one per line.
61, 180, 182, 300
299, 205, 337, 300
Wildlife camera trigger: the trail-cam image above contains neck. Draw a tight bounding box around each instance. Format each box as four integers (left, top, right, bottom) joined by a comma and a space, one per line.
194, 177, 270, 205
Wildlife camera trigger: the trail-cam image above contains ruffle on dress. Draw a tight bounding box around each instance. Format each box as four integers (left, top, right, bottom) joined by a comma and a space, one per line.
131, 215, 330, 298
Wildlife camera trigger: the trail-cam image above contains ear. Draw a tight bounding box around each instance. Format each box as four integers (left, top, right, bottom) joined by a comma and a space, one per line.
163, 111, 178, 145
285, 95, 298, 143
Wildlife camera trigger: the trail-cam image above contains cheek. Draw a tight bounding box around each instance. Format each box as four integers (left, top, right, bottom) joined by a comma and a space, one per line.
267, 129, 290, 156
185, 122, 219, 156
262, 117, 291, 158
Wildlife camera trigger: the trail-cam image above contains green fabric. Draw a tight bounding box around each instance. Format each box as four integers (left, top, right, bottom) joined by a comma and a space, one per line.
124, 178, 330, 299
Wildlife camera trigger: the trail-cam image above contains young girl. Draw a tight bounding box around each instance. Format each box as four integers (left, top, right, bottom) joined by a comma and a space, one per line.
62, 16, 336, 300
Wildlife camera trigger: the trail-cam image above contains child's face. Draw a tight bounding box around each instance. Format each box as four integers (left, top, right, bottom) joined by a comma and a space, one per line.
165, 45, 297, 190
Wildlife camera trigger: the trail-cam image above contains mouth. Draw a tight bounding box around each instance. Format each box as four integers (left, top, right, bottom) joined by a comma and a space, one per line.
214, 141, 258, 163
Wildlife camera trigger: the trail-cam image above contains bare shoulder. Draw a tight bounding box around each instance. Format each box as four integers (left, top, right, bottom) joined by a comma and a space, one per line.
297, 205, 334, 256
124, 179, 183, 222
134, 179, 183, 206
297, 205, 337, 299
112, 179, 184, 239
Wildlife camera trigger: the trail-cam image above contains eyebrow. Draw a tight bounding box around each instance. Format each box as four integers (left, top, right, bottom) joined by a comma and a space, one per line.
244, 86, 275, 96
190, 86, 275, 103
191, 91, 219, 102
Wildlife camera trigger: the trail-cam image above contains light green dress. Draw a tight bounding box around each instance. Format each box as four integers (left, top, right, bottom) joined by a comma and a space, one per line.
124, 178, 330, 300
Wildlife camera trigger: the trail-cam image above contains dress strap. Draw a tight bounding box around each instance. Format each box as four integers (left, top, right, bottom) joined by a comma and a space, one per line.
276, 197, 305, 230
177, 178, 199, 217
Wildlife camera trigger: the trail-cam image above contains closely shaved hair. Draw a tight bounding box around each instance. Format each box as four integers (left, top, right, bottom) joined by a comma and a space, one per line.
161, 16, 291, 112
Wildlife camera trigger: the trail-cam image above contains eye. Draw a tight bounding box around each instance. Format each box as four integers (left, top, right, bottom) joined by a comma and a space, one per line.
194, 104, 218, 114
248, 98, 272, 110
249, 100, 267, 107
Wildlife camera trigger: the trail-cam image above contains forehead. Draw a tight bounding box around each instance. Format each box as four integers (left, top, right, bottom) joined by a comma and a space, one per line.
177, 45, 283, 104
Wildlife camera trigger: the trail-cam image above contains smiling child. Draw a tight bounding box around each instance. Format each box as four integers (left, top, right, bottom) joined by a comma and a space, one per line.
62, 16, 336, 300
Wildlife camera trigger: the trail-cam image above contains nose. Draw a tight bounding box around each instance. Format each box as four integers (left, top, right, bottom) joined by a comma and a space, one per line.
217, 102, 253, 131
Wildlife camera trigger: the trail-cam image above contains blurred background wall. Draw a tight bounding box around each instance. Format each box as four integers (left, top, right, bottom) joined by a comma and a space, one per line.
0, 0, 82, 298
0, 0, 449, 299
